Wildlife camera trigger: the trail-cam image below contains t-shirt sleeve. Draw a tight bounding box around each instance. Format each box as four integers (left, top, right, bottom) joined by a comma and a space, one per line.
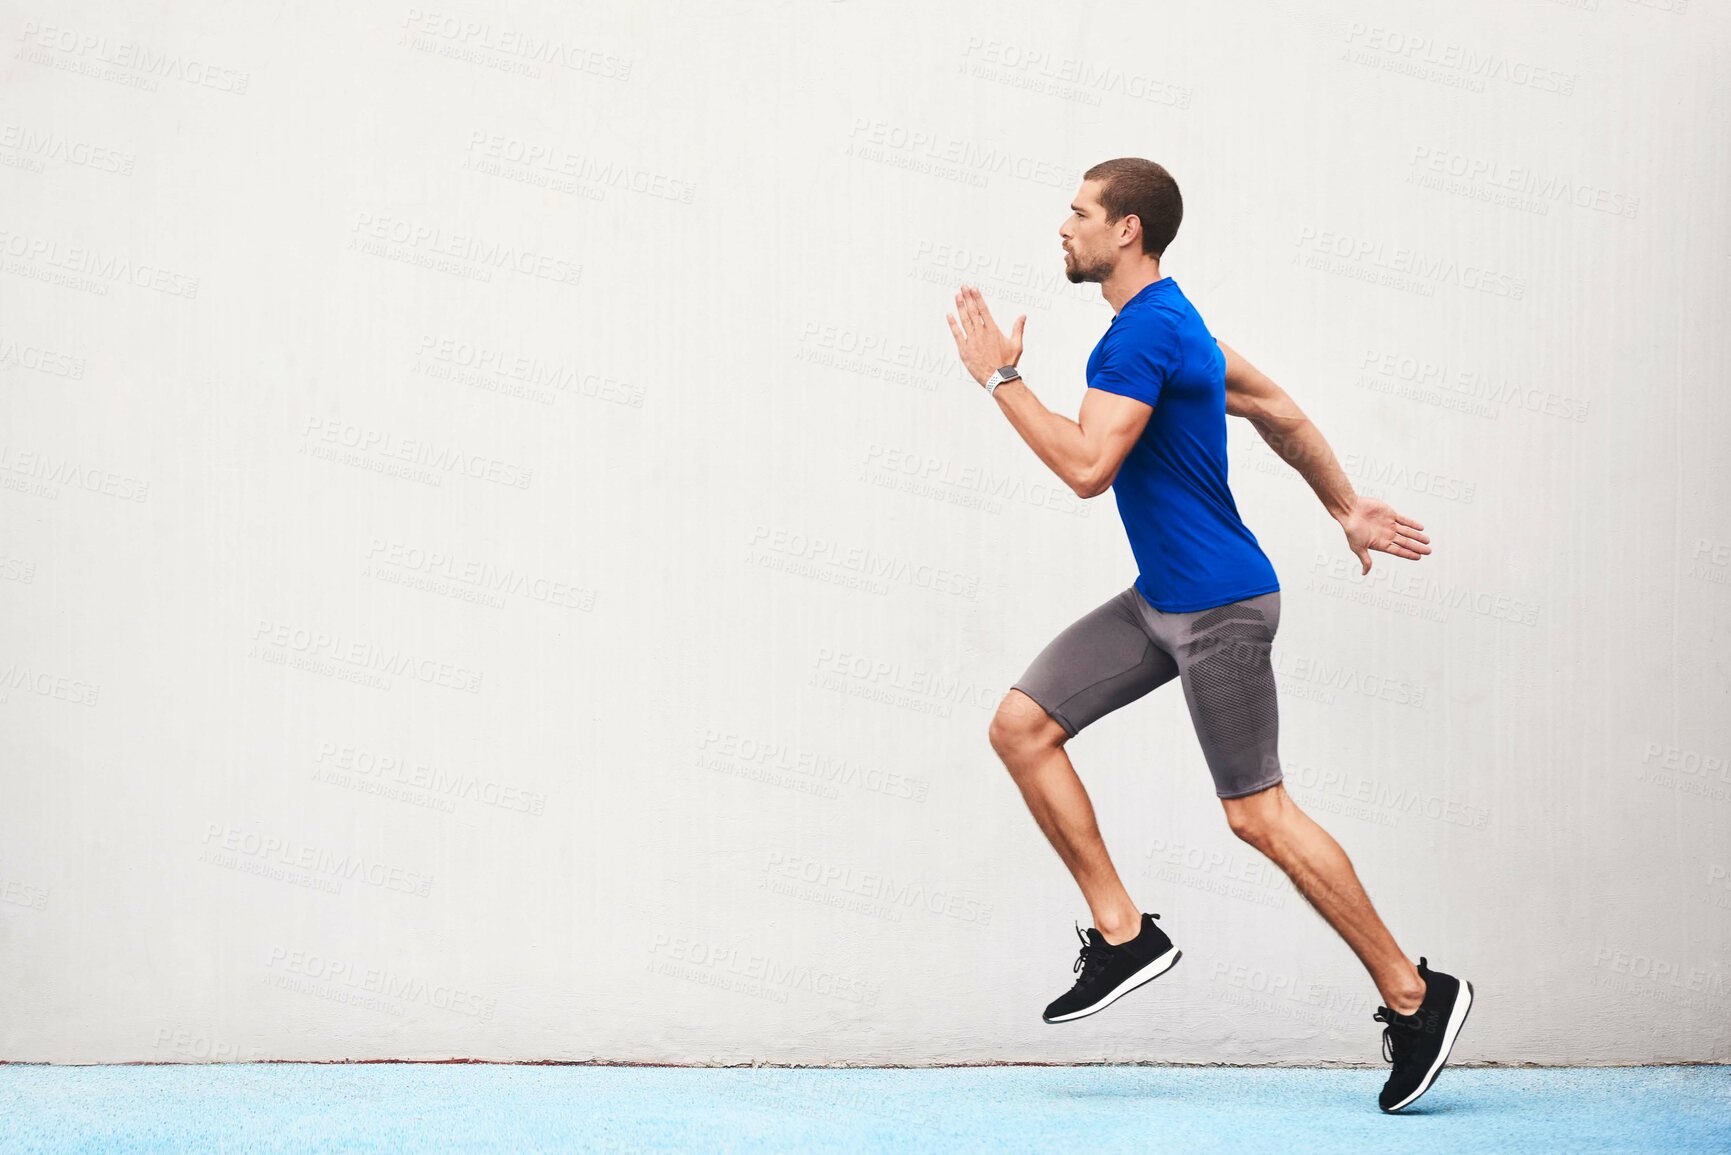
1087, 319, 1178, 409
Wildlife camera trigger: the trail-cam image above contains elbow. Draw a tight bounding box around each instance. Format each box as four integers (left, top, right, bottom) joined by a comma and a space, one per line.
1233, 396, 1279, 428
1070, 465, 1111, 500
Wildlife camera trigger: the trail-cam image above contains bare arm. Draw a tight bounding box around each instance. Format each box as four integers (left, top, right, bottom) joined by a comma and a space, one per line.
1219, 340, 1356, 519
990, 378, 1151, 498
1219, 339, 1432, 572
945, 284, 1148, 498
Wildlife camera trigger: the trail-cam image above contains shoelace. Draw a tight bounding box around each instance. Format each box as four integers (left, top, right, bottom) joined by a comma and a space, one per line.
1372, 1005, 1430, 1064
1070, 914, 1160, 988
1371, 1008, 1404, 1064
1373, 957, 1437, 1063
1071, 924, 1116, 988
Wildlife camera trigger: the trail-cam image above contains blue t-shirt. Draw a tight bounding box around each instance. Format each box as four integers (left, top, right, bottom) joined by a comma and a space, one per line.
1085, 277, 1280, 613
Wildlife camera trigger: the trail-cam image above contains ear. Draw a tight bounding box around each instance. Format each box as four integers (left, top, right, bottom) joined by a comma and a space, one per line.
1118, 213, 1141, 249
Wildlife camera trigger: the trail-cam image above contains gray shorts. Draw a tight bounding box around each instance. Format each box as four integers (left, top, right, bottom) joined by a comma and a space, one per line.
1010, 586, 1283, 799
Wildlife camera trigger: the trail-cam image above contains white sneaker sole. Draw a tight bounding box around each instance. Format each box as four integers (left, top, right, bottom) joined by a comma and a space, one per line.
1043, 947, 1182, 1024
1383, 979, 1474, 1112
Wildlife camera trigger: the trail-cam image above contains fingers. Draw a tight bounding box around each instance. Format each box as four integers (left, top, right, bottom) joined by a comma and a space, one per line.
1384, 528, 1432, 557
1373, 536, 1425, 560
953, 287, 1022, 368
959, 284, 992, 333
955, 289, 985, 338
1390, 507, 1427, 538
1353, 545, 1371, 575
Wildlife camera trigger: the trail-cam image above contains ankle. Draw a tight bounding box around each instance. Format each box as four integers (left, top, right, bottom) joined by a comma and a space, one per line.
1096, 911, 1144, 946
1384, 974, 1427, 1016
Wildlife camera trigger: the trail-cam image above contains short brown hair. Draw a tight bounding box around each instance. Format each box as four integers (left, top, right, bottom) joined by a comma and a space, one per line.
1083, 158, 1182, 258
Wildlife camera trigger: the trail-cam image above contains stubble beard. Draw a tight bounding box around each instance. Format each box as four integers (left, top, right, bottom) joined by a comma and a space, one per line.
1064, 249, 1110, 284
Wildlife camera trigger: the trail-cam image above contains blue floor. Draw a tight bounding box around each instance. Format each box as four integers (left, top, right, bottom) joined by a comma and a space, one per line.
1, 1064, 1727, 1153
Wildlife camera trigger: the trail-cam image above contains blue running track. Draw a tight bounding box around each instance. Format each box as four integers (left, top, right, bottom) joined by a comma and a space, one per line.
2, 1063, 1727, 1153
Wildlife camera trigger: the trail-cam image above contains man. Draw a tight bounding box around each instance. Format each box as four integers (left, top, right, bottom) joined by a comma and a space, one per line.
944, 157, 1473, 1113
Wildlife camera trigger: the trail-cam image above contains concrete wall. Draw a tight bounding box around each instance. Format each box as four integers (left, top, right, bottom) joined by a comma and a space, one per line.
2, 0, 1727, 1065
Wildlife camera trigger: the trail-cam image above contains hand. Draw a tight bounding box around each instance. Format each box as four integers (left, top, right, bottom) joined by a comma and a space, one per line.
1337, 495, 1431, 574
945, 284, 1025, 387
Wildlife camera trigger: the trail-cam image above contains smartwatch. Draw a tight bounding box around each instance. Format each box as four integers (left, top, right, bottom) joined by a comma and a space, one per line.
983, 365, 1021, 396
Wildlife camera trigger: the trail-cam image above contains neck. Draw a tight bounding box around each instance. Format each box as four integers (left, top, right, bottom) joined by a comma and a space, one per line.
1102, 258, 1166, 314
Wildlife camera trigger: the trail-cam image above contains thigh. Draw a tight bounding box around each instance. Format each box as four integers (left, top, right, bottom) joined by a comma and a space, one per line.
1165, 592, 1284, 798
1010, 587, 1178, 737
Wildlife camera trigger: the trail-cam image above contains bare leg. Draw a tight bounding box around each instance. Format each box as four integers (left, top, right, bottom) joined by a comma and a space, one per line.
988, 689, 1143, 944
1221, 782, 1425, 1014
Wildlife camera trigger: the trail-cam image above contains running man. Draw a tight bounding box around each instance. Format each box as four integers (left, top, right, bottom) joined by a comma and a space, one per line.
944, 157, 1473, 1112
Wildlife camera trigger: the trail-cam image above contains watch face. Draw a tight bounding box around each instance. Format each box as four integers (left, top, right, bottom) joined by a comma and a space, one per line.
1001, 366, 1020, 379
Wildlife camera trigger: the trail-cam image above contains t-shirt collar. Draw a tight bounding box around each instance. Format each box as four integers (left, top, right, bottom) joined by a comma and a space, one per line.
1124, 276, 1173, 311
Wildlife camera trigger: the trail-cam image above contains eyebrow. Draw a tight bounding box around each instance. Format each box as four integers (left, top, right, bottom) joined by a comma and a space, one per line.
1070, 203, 1085, 213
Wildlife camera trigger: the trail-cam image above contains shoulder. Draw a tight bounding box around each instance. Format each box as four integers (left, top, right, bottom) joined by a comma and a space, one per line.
1103, 303, 1181, 358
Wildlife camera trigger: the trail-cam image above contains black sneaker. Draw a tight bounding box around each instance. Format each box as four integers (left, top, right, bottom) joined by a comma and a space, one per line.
1373, 957, 1475, 1112
1042, 912, 1181, 1024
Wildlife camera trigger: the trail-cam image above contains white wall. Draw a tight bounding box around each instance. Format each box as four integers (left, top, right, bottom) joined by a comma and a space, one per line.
2, 0, 1727, 1066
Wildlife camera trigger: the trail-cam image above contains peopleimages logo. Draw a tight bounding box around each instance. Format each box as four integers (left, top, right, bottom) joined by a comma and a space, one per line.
0, 228, 200, 298
810, 646, 1000, 712
862, 442, 1090, 517
760, 849, 993, 926
365, 537, 594, 610
313, 740, 547, 816
265, 945, 497, 1021
347, 213, 582, 286
0, 662, 100, 707
695, 727, 932, 804
300, 417, 533, 489
0, 443, 149, 502
1358, 348, 1590, 422
1591, 946, 1728, 998
399, 8, 632, 80
0, 122, 135, 175
1309, 553, 1540, 627
846, 118, 1073, 189
203, 824, 434, 897
1342, 22, 1577, 95
646, 933, 880, 1007
747, 524, 981, 599
1407, 146, 1638, 219
464, 133, 693, 203
15, 21, 251, 93
1294, 227, 1525, 301
249, 618, 484, 694
0, 333, 87, 379
958, 36, 1194, 109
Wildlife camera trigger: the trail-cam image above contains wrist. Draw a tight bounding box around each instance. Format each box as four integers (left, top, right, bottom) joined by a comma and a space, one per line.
982, 363, 1021, 396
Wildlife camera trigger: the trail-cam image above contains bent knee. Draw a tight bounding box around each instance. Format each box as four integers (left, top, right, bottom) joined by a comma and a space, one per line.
1225, 808, 1268, 846
1222, 783, 1289, 846
988, 690, 1068, 757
